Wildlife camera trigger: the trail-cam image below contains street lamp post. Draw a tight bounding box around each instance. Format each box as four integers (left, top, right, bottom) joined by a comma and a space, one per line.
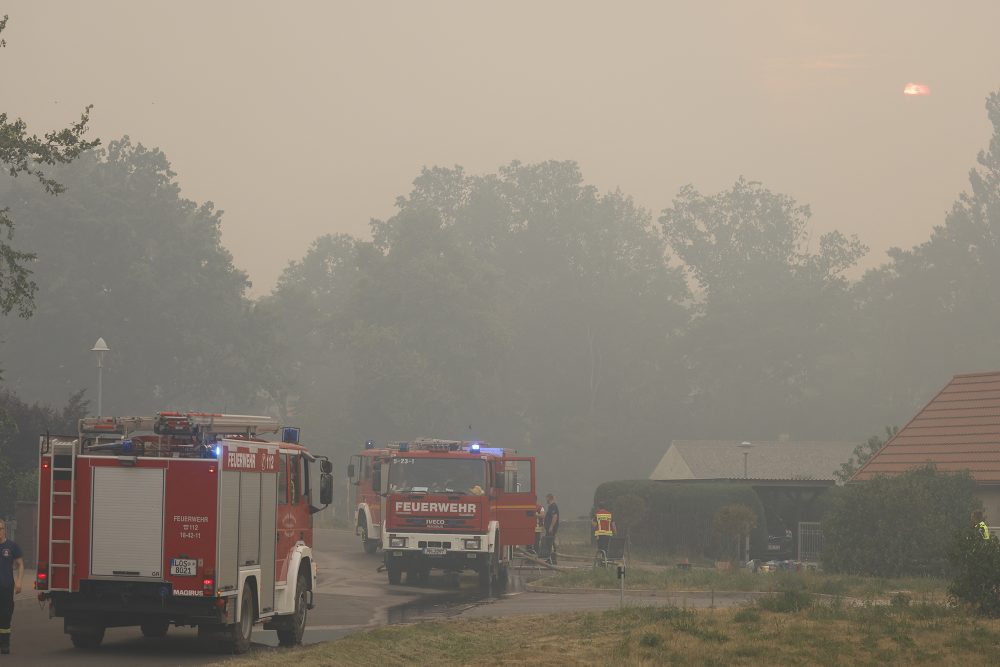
91, 337, 110, 417
737, 440, 754, 563
738, 441, 753, 479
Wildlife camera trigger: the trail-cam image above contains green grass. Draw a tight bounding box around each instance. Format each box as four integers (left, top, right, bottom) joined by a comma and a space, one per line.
212, 601, 1000, 667
540, 563, 950, 601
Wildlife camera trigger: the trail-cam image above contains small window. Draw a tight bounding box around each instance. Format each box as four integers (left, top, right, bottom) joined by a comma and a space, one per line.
503, 460, 534, 493
278, 454, 288, 505
290, 454, 303, 503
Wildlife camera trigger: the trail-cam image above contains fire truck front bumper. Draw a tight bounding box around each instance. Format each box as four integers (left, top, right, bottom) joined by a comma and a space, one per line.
383, 533, 490, 570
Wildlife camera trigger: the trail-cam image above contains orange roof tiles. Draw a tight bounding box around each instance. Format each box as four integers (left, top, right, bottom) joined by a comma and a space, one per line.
853, 371, 1000, 482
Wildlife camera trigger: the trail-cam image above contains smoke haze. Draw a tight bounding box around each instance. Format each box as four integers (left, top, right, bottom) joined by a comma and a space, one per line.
3, 1, 998, 293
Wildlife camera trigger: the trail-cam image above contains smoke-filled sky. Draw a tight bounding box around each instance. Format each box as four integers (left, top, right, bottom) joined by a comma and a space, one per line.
3, 1, 999, 294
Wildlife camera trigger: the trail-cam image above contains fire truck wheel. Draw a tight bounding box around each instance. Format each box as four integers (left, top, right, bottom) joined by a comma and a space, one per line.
223, 585, 255, 654
276, 572, 309, 647
140, 618, 170, 638
70, 626, 105, 649
360, 521, 379, 555
387, 561, 402, 585
479, 547, 499, 589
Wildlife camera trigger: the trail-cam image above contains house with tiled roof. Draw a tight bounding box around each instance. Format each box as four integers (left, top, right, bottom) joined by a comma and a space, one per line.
852, 371, 1000, 519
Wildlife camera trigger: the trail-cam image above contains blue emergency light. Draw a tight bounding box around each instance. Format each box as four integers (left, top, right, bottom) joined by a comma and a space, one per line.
214, 443, 222, 458
121, 439, 134, 453
398, 441, 409, 452
365, 439, 375, 450
282, 427, 300, 444
469, 442, 481, 453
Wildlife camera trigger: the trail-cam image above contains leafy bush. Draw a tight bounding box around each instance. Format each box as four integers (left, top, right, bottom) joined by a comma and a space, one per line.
594, 481, 767, 558
948, 528, 1000, 616
758, 589, 813, 613
823, 466, 979, 577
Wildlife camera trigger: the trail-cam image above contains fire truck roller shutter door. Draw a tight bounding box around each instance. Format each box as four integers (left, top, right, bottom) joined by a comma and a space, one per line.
239, 473, 262, 567
259, 469, 277, 613
91, 466, 165, 578
218, 470, 240, 591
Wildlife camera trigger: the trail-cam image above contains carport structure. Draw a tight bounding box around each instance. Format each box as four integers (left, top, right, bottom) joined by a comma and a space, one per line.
650, 439, 858, 560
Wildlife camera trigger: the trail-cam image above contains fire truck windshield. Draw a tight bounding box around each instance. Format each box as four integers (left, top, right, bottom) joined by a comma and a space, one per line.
388, 458, 485, 494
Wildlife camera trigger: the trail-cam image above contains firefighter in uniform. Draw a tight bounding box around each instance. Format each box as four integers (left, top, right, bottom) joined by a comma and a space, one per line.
544, 493, 560, 564
593, 507, 616, 554
0, 519, 24, 655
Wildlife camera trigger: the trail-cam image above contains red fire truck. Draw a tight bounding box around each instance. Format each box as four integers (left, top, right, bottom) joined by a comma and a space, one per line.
348, 439, 536, 586
35, 412, 333, 653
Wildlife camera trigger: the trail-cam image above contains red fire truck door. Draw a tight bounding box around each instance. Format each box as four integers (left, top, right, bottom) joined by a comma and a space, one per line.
495, 457, 537, 547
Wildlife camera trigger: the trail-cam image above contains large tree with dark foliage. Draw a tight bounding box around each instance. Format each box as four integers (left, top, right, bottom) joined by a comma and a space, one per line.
660, 178, 867, 439
851, 91, 1000, 426
264, 161, 693, 507
0, 138, 258, 414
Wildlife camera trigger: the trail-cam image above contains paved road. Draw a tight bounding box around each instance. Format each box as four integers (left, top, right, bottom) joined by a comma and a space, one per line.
8, 529, 757, 663
7, 528, 442, 665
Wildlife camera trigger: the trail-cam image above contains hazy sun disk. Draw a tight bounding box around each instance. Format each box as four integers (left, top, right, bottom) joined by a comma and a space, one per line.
903, 83, 931, 96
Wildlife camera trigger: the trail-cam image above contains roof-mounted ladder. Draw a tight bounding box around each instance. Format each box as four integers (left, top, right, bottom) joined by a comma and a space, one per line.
79, 412, 281, 438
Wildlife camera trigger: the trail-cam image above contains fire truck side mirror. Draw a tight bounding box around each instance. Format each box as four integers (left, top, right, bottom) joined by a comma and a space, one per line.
320, 459, 333, 474
347, 463, 356, 480
320, 473, 334, 506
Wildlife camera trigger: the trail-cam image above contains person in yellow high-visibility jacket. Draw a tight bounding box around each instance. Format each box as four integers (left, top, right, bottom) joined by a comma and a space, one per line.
973, 510, 990, 539
532, 504, 545, 554
593, 507, 616, 554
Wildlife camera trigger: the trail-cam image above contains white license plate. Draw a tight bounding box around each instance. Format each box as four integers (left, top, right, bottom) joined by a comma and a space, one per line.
423, 547, 447, 556
170, 558, 198, 576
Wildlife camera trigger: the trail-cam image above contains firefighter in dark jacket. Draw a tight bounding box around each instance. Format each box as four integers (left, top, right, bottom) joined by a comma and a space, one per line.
0, 519, 24, 655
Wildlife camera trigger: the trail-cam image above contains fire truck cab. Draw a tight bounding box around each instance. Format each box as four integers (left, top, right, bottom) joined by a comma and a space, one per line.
36, 412, 334, 653
349, 439, 536, 587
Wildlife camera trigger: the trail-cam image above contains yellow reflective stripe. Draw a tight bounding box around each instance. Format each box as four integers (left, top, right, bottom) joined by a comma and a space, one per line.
496, 505, 537, 509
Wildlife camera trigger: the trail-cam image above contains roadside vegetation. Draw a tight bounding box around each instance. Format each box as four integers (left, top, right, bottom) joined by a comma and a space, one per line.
538, 563, 949, 601
214, 599, 1000, 666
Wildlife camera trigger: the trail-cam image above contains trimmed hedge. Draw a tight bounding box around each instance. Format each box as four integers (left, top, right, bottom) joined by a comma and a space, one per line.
594, 480, 767, 559
823, 466, 980, 577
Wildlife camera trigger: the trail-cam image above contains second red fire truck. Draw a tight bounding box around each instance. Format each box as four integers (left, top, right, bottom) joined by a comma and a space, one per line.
349, 438, 536, 586
36, 412, 333, 653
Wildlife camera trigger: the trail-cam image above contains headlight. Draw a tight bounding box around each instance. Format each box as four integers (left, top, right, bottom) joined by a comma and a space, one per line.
463, 538, 481, 550
389, 536, 407, 548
